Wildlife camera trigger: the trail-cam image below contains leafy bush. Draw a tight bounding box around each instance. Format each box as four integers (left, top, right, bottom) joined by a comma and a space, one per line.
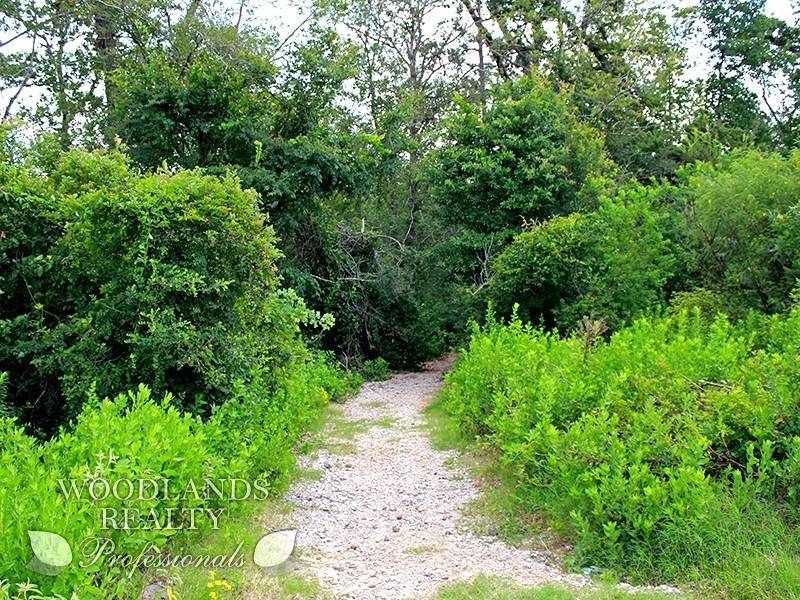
429, 75, 610, 234
489, 184, 678, 331
361, 358, 391, 381
681, 149, 800, 314
0, 353, 347, 596
0, 150, 312, 435
0, 146, 356, 595
441, 308, 800, 582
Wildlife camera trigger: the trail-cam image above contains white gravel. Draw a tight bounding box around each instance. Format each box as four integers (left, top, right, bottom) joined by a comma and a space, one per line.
284, 357, 590, 599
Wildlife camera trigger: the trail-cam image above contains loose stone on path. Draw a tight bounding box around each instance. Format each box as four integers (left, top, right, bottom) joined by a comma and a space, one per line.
283, 357, 587, 599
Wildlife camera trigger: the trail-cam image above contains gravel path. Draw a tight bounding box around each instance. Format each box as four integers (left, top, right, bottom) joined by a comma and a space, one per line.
284, 357, 588, 599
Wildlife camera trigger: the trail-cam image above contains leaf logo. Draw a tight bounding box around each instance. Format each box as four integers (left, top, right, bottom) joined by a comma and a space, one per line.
27, 531, 72, 576
253, 529, 296, 568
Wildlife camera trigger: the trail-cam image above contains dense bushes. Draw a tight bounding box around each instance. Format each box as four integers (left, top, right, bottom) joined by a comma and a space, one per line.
488, 184, 678, 330
0, 150, 316, 435
441, 309, 800, 593
485, 149, 800, 333
0, 145, 356, 595
680, 149, 800, 314
419, 75, 613, 344
0, 353, 348, 596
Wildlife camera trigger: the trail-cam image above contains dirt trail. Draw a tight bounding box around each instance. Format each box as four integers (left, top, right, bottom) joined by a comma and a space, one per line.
281, 357, 587, 599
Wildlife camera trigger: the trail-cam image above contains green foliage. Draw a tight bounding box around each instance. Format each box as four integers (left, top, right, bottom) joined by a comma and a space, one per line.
429, 75, 610, 235
433, 575, 686, 599
0, 353, 347, 596
111, 35, 428, 370
681, 149, 800, 314
441, 308, 800, 588
488, 214, 588, 328
695, 0, 800, 148
361, 358, 391, 381
112, 49, 275, 169
422, 75, 612, 341
0, 149, 315, 435
489, 183, 678, 331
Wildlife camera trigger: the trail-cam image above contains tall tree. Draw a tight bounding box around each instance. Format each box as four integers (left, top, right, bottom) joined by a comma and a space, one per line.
696, 0, 800, 148
456, 0, 697, 178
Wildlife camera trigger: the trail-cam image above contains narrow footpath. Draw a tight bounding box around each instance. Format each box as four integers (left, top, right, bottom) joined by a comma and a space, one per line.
280, 357, 587, 599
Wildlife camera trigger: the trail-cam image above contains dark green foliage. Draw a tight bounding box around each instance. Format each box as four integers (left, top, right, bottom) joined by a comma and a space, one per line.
488, 213, 589, 328
489, 183, 678, 330
429, 75, 610, 235
112, 50, 275, 169
0, 150, 309, 435
111, 35, 426, 369
301, 222, 433, 369
421, 75, 612, 340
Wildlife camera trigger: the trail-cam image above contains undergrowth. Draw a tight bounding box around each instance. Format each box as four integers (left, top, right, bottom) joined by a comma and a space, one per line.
438, 307, 800, 598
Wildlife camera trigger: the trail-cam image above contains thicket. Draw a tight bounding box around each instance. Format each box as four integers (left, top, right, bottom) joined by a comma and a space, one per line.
0, 146, 353, 595
484, 149, 800, 333
0, 149, 334, 435
0, 356, 348, 596
442, 308, 800, 596
487, 183, 679, 331
437, 145, 800, 595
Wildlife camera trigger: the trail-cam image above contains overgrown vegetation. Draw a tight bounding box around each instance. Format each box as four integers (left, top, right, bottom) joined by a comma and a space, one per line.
441, 307, 800, 597
433, 576, 687, 600
1, 0, 799, 595
0, 148, 355, 595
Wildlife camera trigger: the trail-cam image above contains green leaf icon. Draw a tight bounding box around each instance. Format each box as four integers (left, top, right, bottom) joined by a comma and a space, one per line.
27, 530, 72, 576
253, 529, 296, 568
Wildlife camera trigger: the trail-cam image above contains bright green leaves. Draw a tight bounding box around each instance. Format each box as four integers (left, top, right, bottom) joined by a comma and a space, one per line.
489, 182, 677, 331
441, 307, 800, 570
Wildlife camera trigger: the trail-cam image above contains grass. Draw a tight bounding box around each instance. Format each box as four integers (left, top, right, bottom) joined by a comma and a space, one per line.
298, 467, 325, 481
402, 542, 443, 554
625, 492, 800, 599
303, 406, 397, 456
432, 576, 687, 600
422, 396, 468, 452
363, 400, 386, 409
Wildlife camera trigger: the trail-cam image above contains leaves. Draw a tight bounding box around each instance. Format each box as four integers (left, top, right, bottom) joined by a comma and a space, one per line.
441, 305, 800, 569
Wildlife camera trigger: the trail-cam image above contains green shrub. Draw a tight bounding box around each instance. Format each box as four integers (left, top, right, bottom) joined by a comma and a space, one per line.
681, 149, 800, 314
489, 183, 677, 331
0, 150, 308, 435
441, 307, 800, 581
361, 358, 391, 381
0, 387, 208, 596
0, 353, 347, 596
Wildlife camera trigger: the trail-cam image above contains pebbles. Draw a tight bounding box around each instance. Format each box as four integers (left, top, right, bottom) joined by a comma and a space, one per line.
282, 357, 587, 599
